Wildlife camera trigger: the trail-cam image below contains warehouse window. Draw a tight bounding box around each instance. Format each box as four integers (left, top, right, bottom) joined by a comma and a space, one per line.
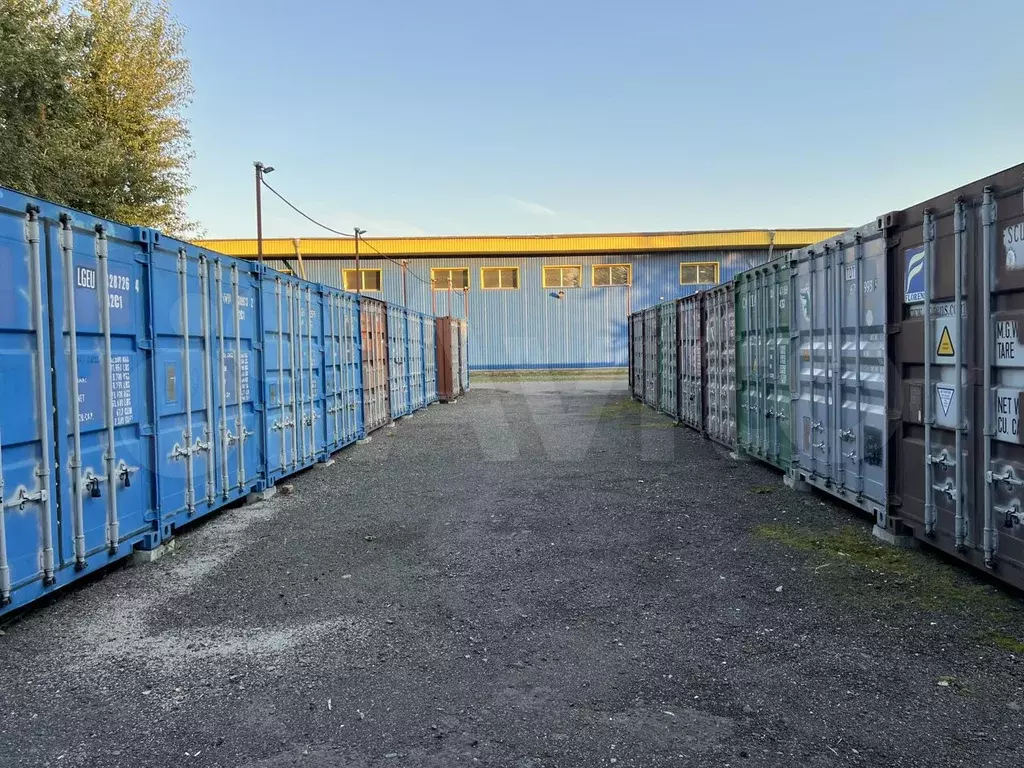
680, 262, 719, 286
342, 269, 382, 292
481, 266, 520, 290
592, 263, 631, 287
543, 265, 582, 288
431, 267, 470, 290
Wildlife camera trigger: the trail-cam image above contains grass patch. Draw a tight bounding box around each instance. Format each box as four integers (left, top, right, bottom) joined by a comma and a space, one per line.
750, 486, 775, 495
988, 631, 1024, 654
588, 399, 677, 427
754, 522, 1024, 650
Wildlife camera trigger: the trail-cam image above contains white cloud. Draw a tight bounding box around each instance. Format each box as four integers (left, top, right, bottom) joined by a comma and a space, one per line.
505, 196, 558, 217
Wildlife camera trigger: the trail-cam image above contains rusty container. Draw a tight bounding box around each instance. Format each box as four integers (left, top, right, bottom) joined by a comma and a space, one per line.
436, 315, 463, 402
359, 296, 392, 433
677, 294, 703, 431
887, 163, 1024, 588
702, 283, 737, 449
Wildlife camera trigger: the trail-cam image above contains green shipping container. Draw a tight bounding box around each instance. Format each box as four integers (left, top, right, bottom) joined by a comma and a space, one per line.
735, 261, 794, 471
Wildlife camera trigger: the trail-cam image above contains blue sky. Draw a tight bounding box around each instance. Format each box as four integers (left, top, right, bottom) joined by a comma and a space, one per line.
177, 0, 1024, 239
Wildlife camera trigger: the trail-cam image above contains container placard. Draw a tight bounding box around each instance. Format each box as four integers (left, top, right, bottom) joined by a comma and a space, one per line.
995, 387, 1023, 443
76, 353, 135, 430
995, 319, 1022, 367
1005, 224, 1024, 270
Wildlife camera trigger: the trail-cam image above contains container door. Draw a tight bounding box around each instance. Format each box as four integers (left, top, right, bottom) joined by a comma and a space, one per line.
52, 217, 158, 563
387, 305, 410, 418
263, 274, 296, 481
424, 316, 437, 403
408, 313, 425, 411
204, 258, 263, 501
361, 298, 391, 433
794, 248, 833, 484
643, 308, 659, 407
659, 302, 678, 418
704, 285, 736, 449
298, 283, 325, 461
678, 297, 702, 430
0, 204, 60, 610
322, 288, 362, 447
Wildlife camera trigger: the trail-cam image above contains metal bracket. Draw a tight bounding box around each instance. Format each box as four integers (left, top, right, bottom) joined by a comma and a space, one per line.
4, 486, 48, 510
928, 450, 956, 469
812, 441, 826, 452
999, 503, 1022, 528
843, 451, 858, 461
117, 461, 140, 488
840, 429, 855, 441
986, 468, 1024, 488
933, 480, 957, 501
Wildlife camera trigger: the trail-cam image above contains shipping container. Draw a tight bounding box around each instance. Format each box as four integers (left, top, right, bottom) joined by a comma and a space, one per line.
642, 307, 659, 408
886, 163, 1024, 589
658, 301, 679, 419
788, 223, 888, 518
677, 294, 702, 431
702, 283, 737, 448
735, 261, 793, 471
387, 304, 412, 420
629, 313, 644, 400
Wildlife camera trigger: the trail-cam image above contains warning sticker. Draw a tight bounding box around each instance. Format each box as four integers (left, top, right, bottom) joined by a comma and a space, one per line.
936, 385, 955, 417
937, 326, 955, 357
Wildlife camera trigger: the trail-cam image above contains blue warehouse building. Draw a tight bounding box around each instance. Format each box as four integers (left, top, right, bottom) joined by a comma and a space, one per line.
198, 230, 842, 370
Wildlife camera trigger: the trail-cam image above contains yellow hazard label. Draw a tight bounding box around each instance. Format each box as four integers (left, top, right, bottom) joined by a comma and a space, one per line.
937, 326, 955, 357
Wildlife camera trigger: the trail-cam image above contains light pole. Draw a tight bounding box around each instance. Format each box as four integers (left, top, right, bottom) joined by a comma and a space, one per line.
353, 227, 366, 296
254, 161, 274, 268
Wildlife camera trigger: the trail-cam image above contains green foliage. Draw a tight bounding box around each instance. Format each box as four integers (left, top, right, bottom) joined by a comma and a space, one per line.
0, 0, 195, 236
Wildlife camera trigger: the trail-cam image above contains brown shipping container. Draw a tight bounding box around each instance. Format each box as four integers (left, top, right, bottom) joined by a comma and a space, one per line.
360, 297, 392, 433
886, 162, 1024, 589
435, 316, 463, 402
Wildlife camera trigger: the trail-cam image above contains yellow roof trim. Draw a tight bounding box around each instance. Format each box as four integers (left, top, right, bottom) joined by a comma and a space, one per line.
194, 229, 847, 258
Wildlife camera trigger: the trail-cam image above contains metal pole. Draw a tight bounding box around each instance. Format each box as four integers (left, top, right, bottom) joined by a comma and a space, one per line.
923, 210, 936, 536
982, 188, 997, 566
0, 428, 8, 604
96, 227, 120, 548
402, 260, 408, 307
216, 261, 230, 498
231, 265, 245, 490
255, 163, 265, 270
177, 248, 196, 517
354, 228, 365, 298
26, 207, 54, 583
199, 255, 216, 503
60, 216, 87, 568
275, 277, 287, 471
953, 200, 966, 550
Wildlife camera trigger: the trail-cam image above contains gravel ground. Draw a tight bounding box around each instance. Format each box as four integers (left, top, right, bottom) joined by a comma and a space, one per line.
2, 378, 1024, 768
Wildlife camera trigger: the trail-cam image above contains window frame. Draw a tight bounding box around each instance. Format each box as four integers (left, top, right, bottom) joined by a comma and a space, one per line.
479, 266, 521, 291
430, 266, 471, 291
342, 268, 383, 292
591, 263, 632, 287
542, 264, 583, 289
679, 261, 720, 286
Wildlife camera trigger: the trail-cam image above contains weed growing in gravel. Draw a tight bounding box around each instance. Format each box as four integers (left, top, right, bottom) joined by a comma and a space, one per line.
588, 399, 676, 427
754, 522, 1024, 652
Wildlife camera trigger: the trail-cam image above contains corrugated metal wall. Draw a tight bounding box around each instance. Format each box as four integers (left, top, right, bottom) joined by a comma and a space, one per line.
264, 250, 773, 369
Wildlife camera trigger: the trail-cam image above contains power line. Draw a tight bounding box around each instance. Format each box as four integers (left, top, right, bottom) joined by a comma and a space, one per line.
259, 177, 434, 287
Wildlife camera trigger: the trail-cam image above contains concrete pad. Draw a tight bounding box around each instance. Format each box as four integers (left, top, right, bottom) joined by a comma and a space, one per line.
246, 486, 278, 504
357, 436, 372, 445
131, 538, 176, 565
872, 524, 919, 549
784, 473, 811, 493
319, 458, 336, 468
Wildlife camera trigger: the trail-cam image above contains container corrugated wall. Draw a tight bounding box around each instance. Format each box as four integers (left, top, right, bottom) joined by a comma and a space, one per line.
424, 316, 438, 403
387, 304, 411, 420
629, 313, 644, 400
642, 307, 659, 408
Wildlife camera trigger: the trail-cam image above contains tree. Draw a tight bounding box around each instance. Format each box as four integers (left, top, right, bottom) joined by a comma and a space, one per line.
74, 0, 196, 236
0, 0, 196, 237
0, 0, 89, 203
